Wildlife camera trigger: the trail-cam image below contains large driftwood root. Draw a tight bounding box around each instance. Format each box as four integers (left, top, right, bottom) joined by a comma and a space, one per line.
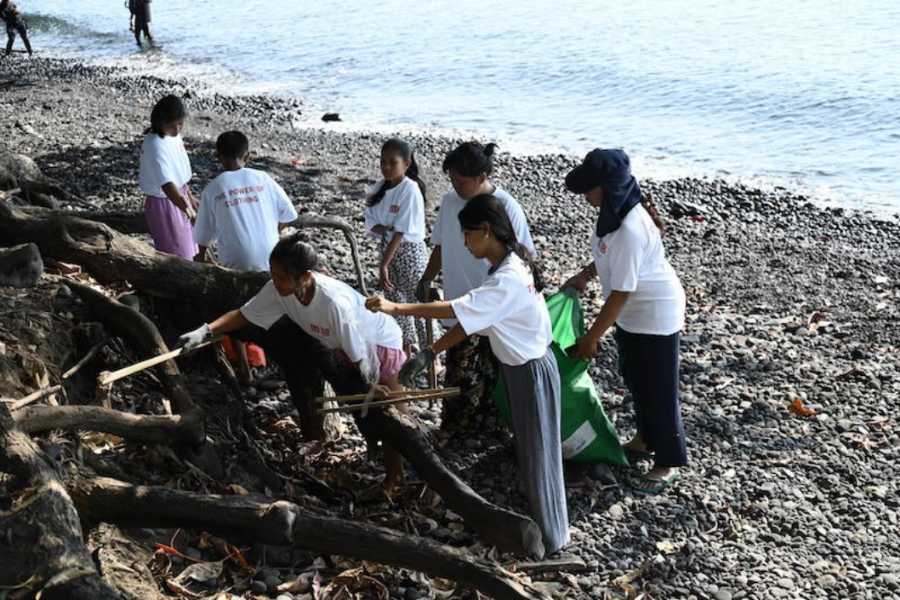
0, 404, 123, 599
0, 203, 543, 556
72, 476, 547, 600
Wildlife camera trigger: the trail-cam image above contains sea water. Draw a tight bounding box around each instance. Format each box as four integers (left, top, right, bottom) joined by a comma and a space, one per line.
20, 0, 900, 215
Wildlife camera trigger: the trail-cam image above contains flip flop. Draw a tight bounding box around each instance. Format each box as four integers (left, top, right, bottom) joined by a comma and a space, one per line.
623, 446, 654, 466
629, 471, 681, 496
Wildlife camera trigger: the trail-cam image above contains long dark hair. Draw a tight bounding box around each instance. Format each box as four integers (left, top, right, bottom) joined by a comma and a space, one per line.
368, 138, 427, 207
442, 141, 498, 177
458, 193, 544, 291
145, 95, 187, 138
269, 233, 318, 279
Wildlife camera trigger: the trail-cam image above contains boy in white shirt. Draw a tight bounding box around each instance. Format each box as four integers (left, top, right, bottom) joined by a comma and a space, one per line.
193, 130, 298, 382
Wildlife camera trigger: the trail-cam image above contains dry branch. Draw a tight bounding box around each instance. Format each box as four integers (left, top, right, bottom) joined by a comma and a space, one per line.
0, 404, 123, 599
71, 476, 546, 600
13, 405, 199, 446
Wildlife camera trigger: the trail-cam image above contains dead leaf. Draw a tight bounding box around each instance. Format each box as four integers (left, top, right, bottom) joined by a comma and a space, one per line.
174, 561, 222, 585
225, 484, 250, 496
164, 578, 202, 598
788, 398, 816, 417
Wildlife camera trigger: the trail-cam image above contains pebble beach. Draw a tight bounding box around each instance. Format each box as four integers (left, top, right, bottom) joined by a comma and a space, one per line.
2, 56, 899, 599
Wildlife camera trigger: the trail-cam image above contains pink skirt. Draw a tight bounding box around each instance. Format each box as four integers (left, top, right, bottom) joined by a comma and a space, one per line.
144, 184, 197, 259
337, 345, 407, 384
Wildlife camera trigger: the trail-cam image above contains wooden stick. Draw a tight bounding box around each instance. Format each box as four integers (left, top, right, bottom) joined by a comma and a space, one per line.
62, 339, 108, 380
96, 337, 222, 386
317, 389, 460, 415
10, 384, 64, 411
314, 387, 459, 405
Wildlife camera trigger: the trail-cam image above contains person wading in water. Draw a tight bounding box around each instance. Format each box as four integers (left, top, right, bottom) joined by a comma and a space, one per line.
128, 0, 154, 48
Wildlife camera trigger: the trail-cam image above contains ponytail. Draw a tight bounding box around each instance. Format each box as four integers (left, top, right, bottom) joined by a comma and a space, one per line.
642, 192, 665, 233
368, 138, 427, 207
458, 193, 545, 292
269, 233, 318, 278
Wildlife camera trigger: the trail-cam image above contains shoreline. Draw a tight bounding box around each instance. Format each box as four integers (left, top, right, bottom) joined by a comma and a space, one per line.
2, 54, 900, 599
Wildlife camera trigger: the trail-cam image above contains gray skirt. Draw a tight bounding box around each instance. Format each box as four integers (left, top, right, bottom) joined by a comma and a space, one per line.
500, 347, 570, 555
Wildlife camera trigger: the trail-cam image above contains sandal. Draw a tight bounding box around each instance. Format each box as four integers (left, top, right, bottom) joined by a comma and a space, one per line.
629, 471, 681, 496
623, 446, 654, 466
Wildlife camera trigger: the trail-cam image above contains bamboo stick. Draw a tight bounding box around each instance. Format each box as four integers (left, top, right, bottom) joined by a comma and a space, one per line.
96, 337, 222, 386
314, 387, 459, 405
317, 388, 460, 415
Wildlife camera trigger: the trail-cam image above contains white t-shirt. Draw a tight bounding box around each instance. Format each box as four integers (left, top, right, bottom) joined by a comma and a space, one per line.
194, 168, 298, 271
451, 254, 552, 366
363, 177, 426, 243
591, 204, 685, 335
138, 133, 192, 196
240, 274, 403, 363
431, 186, 535, 326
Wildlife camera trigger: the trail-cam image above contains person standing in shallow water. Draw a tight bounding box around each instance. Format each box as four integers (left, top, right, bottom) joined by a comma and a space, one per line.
0, 0, 33, 57
562, 148, 688, 495
129, 0, 154, 48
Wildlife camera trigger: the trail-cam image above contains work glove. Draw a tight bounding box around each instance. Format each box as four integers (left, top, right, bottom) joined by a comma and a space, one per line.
177, 323, 213, 351
398, 347, 435, 388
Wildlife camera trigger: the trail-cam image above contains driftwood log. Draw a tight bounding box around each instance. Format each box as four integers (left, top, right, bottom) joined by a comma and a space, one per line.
0, 241, 43, 287
0, 202, 544, 557
71, 476, 546, 600
0, 404, 123, 599
13, 405, 198, 446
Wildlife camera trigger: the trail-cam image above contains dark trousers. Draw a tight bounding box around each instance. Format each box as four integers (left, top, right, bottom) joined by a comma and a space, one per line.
241, 317, 369, 441
615, 326, 688, 468
5, 21, 31, 55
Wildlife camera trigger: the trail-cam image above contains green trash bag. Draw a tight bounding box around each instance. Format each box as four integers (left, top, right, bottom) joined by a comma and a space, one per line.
493, 290, 628, 465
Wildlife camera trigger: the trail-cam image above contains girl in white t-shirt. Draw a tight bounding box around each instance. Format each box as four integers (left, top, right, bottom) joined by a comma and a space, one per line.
364, 138, 429, 353
366, 194, 570, 555
563, 148, 687, 496
417, 141, 536, 429
178, 235, 409, 494
138, 95, 198, 259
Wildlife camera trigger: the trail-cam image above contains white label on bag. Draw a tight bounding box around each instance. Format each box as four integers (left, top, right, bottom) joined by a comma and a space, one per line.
562, 420, 597, 459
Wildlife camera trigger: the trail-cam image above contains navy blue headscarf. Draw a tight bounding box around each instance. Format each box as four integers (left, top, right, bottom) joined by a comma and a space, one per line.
565, 148, 643, 237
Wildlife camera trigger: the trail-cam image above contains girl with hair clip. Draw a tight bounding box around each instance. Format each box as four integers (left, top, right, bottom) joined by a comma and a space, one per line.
138, 94, 198, 259
178, 234, 410, 494
364, 138, 429, 354
418, 141, 536, 428
366, 194, 570, 555
562, 148, 687, 495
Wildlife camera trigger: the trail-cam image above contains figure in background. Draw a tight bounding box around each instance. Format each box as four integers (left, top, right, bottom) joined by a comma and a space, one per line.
562, 148, 687, 495
193, 130, 298, 383
0, 0, 33, 57
128, 0, 154, 48
363, 138, 429, 354
139, 94, 198, 259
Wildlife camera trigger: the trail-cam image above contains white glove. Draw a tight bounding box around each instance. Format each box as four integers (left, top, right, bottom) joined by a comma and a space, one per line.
178, 323, 213, 351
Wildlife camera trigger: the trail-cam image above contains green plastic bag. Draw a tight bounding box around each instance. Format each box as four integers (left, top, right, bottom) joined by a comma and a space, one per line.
493, 290, 628, 465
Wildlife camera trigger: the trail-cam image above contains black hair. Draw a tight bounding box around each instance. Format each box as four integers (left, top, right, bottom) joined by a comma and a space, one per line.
146, 95, 187, 138
216, 130, 250, 161
269, 233, 318, 279
367, 138, 427, 207
442, 141, 498, 177
458, 193, 544, 291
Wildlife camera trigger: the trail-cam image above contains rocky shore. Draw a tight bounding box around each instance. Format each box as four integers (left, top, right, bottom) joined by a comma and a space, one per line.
2, 56, 899, 599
